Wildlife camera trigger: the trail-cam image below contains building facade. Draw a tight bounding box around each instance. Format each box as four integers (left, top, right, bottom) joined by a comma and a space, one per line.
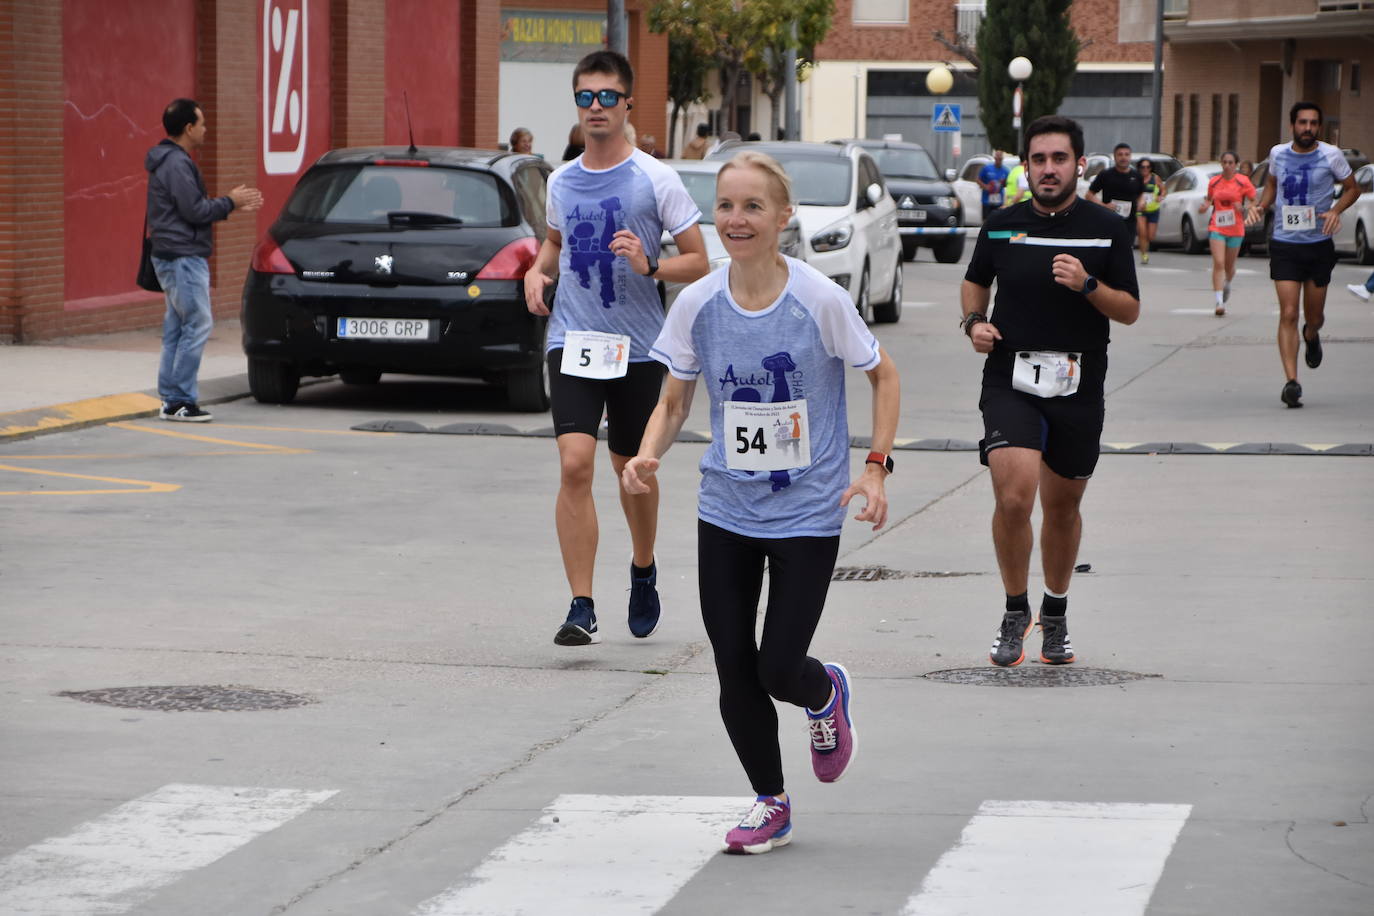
1161, 0, 1373, 164
0, 0, 667, 343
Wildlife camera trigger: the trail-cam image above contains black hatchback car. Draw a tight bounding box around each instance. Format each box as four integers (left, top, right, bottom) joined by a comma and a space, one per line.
241, 147, 553, 410
840, 139, 964, 263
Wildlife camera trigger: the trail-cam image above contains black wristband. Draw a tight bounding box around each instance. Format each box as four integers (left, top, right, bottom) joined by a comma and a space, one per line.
962, 312, 987, 337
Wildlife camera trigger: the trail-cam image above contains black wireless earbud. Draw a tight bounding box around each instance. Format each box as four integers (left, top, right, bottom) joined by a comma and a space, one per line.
626, 102, 633, 111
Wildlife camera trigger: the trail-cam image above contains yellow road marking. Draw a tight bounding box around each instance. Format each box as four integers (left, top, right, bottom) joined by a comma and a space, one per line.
0, 463, 180, 496
0, 393, 161, 438
108, 421, 312, 454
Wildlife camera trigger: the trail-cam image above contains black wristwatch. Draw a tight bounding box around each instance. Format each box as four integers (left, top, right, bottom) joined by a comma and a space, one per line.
1080, 275, 1099, 295
865, 451, 894, 474
644, 252, 659, 277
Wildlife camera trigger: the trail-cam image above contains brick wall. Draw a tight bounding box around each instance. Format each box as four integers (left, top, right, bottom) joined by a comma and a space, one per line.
1, 1, 65, 343
815, 0, 1152, 64
459, 0, 500, 149
331, 0, 386, 148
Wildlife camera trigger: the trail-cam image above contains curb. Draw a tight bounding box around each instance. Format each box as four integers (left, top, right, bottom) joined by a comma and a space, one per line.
0, 374, 252, 443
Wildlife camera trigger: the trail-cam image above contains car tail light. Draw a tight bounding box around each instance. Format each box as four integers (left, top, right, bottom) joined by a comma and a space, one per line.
476, 237, 540, 279
251, 236, 294, 274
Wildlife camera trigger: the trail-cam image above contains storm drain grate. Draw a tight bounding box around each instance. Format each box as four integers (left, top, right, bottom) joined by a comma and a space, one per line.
58, 685, 314, 712
924, 667, 1159, 687
832, 566, 984, 581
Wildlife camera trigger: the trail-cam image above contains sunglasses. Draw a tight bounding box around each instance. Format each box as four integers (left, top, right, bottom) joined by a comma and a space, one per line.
574, 89, 627, 109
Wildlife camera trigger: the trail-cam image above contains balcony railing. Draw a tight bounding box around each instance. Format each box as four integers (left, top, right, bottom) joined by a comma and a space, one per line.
955, 0, 985, 46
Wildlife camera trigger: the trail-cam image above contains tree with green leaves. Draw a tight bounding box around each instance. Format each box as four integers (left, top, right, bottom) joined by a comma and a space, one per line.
741, 0, 834, 141
649, 2, 719, 156
976, 0, 1081, 156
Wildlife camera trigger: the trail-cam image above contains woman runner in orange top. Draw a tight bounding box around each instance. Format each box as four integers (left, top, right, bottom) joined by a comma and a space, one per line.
1202, 151, 1256, 315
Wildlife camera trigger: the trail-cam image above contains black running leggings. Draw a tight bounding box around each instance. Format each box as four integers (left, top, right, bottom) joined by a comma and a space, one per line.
697, 519, 839, 797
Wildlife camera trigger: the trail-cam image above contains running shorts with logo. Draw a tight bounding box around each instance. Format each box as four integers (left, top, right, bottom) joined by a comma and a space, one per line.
977, 354, 1106, 480
547, 354, 665, 455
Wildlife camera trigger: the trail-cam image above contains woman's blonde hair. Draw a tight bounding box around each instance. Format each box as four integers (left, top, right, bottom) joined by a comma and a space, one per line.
718, 150, 794, 211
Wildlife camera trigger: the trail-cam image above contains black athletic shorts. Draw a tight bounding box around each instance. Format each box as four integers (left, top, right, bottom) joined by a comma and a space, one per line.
1269, 239, 1336, 287
978, 375, 1106, 481
547, 350, 664, 456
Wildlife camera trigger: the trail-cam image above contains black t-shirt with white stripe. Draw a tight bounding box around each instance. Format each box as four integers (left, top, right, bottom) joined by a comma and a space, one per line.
965, 197, 1138, 358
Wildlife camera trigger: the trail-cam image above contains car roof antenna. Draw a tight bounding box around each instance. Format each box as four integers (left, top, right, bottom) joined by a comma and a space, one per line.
404, 90, 418, 155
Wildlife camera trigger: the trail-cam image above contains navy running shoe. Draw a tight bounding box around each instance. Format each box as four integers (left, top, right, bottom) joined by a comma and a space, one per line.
555, 597, 599, 646
627, 562, 661, 638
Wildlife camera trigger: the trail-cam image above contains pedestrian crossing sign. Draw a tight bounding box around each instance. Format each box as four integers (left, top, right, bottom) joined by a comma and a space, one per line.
932, 103, 961, 132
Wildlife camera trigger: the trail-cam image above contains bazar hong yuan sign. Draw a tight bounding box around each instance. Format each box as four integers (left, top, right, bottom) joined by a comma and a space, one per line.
501, 10, 606, 63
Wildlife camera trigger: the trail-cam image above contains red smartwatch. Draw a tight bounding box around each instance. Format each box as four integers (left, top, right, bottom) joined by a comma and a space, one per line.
865, 451, 894, 474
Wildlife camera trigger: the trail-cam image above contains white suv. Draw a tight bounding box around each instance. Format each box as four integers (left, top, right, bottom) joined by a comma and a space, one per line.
708, 140, 903, 323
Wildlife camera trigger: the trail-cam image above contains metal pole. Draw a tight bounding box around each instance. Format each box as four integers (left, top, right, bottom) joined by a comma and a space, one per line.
1014, 83, 1023, 159
1151, 0, 1164, 152
784, 21, 798, 141
607, 0, 627, 55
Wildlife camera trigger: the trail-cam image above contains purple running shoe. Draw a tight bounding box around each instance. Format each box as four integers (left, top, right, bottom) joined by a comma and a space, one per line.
722, 795, 792, 854
807, 662, 856, 783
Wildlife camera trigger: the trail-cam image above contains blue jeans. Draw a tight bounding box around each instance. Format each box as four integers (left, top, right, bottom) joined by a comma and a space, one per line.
152, 255, 212, 406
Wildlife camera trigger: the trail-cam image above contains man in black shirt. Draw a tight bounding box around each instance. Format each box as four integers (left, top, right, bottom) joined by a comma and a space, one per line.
960, 115, 1140, 668
1088, 143, 1144, 245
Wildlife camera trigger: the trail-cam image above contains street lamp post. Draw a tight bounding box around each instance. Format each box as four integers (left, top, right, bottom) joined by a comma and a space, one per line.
926, 65, 953, 174
1008, 56, 1033, 157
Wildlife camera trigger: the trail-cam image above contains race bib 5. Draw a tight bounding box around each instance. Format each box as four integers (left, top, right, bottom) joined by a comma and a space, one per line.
723, 399, 811, 472
561, 330, 630, 380
1012, 351, 1081, 399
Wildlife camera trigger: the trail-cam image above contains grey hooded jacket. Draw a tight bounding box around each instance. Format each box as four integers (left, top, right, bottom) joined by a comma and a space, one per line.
144, 139, 234, 259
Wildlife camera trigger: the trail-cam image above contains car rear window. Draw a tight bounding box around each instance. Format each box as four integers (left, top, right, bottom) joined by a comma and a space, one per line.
675, 170, 719, 224
869, 148, 939, 180
282, 164, 515, 226
773, 158, 852, 206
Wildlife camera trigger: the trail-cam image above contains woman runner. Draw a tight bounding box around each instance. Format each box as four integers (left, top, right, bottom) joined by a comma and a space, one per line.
1203, 151, 1256, 315
622, 151, 900, 855
1135, 157, 1166, 264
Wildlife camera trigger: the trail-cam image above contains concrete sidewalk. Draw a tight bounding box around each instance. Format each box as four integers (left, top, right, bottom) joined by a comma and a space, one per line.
0, 319, 250, 441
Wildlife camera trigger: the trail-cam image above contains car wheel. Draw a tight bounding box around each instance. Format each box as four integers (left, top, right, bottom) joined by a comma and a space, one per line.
1356, 223, 1373, 265
1181, 217, 1203, 255
873, 256, 902, 324
506, 357, 549, 412
856, 263, 872, 324
339, 368, 382, 385
934, 233, 965, 263
248, 357, 299, 404
901, 237, 918, 261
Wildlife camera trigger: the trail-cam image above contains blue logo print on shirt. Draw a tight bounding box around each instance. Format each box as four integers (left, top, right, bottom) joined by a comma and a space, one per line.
566, 196, 623, 309
1282, 164, 1311, 205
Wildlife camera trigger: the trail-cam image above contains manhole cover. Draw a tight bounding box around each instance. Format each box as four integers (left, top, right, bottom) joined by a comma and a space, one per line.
832, 566, 881, 581
832, 566, 983, 581
924, 667, 1158, 687
58, 685, 314, 711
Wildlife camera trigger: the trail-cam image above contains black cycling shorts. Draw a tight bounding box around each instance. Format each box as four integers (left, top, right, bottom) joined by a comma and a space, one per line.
547, 350, 664, 456
978, 383, 1105, 480
1269, 239, 1336, 287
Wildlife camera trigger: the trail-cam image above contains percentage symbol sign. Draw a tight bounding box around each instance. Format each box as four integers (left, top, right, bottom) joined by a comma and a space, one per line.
270, 4, 300, 137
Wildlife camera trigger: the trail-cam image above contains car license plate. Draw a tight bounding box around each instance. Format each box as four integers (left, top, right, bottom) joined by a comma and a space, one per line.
912, 210, 927, 221
336, 317, 431, 340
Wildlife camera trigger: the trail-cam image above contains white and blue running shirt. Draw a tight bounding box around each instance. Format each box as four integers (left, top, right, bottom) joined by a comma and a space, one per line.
650, 257, 882, 539
546, 148, 700, 360
1267, 141, 1351, 245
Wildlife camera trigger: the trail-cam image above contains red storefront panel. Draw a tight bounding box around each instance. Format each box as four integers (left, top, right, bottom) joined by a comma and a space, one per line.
385, 0, 460, 147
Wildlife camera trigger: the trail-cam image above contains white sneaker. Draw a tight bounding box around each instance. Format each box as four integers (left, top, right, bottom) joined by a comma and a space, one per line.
1348, 283, 1372, 302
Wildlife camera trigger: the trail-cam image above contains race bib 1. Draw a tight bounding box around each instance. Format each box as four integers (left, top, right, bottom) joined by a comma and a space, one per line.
560, 330, 630, 380
723, 399, 811, 472
1281, 205, 1316, 232
1112, 200, 1133, 219
1012, 351, 1081, 399
1215, 208, 1237, 228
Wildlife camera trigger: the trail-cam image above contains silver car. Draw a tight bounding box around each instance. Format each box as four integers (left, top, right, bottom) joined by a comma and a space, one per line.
1153, 163, 1223, 254
1332, 163, 1374, 264
657, 159, 806, 308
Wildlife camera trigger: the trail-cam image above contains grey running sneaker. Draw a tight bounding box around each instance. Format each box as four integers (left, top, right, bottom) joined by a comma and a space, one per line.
990, 608, 1033, 667
160, 402, 212, 422
1303, 324, 1322, 369
1039, 614, 1076, 665
1281, 379, 1303, 409
554, 598, 599, 646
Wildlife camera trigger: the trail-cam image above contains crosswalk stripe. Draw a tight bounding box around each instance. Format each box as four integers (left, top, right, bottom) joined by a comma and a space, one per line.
413, 794, 742, 915
0, 783, 336, 914
901, 800, 1192, 916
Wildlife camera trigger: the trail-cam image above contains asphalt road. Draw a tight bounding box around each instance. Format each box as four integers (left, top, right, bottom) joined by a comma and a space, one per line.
2, 247, 1371, 915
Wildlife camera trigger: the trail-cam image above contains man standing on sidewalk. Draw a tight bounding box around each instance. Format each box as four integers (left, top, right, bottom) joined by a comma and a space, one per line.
1246, 102, 1358, 409
960, 115, 1140, 668
145, 98, 261, 422
523, 51, 707, 646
